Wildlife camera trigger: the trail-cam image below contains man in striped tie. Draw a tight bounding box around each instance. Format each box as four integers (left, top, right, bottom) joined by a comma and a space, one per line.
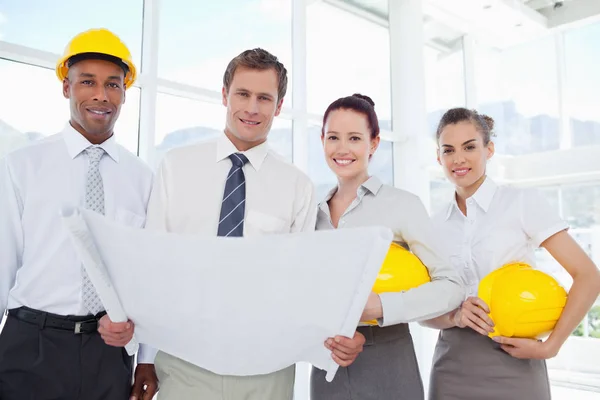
145, 48, 363, 399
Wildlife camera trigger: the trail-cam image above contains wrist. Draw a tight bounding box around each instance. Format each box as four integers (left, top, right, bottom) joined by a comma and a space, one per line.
449, 309, 460, 328
542, 336, 562, 358
364, 295, 383, 321
373, 294, 383, 319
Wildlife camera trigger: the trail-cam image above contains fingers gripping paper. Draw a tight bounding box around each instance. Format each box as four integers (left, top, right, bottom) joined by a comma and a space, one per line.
61, 207, 392, 381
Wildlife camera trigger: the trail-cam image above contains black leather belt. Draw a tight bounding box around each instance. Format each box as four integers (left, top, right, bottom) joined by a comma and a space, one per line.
8, 307, 105, 334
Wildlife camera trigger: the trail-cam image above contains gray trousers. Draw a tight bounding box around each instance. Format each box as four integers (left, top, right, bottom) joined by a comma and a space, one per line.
155, 350, 295, 400
429, 327, 551, 400
311, 324, 424, 400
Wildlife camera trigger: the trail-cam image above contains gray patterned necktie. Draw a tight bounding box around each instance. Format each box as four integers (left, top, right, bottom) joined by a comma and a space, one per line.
82, 145, 105, 314
217, 153, 249, 237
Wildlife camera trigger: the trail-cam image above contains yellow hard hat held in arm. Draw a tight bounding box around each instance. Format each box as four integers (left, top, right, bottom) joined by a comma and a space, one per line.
478, 263, 568, 339
56, 28, 137, 89
362, 243, 432, 325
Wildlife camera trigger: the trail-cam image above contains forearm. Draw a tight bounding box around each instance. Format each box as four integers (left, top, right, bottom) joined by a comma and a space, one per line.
545, 271, 600, 354
379, 279, 464, 326
420, 308, 458, 330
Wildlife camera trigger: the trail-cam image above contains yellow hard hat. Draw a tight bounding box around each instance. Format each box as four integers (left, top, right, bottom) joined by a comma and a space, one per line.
56, 28, 137, 89
363, 243, 431, 325
478, 263, 567, 339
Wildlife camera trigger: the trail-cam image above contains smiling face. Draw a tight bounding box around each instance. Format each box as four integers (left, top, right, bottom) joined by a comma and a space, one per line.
322, 108, 380, 182
437, 120, 494, 190
63, 58, 126, 144
221, 66, 283, 151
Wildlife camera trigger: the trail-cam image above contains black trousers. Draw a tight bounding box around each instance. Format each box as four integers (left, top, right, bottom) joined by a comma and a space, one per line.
0, 310, 134, 400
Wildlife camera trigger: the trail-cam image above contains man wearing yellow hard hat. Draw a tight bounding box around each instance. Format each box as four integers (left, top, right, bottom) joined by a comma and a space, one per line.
0, 28, 158, 399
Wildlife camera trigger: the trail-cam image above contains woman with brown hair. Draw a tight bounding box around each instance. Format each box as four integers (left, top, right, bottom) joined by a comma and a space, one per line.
424, 107, 600, 399
310, 94, 465, 400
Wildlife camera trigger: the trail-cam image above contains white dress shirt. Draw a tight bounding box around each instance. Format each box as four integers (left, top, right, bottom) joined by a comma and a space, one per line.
0, 123, 156, 363
317, 176, 465, 327
433, 176, 569, 297
145, 135, 317, 237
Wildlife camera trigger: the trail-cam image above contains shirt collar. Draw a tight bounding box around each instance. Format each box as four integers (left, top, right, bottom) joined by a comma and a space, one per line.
444, 176, 497, 220
62, 122, 120, 162
445, 191, 458, 220
215, 133, 269, 171
318, 175, 383, 211
361, 176, 383, 195
472, 176, 497, 212
320, 186, 338, 208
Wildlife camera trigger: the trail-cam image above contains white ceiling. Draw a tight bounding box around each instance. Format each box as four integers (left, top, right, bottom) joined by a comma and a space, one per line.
322, 0, 600, 51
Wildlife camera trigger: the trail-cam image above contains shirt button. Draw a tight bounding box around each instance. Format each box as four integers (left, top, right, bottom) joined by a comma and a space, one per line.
467, 199, 473, 205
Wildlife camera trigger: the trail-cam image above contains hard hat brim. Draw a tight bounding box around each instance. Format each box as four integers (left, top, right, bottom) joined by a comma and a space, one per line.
56, 52, 137, 89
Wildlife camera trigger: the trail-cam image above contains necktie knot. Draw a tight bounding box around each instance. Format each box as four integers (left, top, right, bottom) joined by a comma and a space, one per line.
229, 153, 249, 168
85, 146, 105, 164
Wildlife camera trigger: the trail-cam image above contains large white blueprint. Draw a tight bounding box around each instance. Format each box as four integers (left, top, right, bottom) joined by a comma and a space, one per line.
61, 207, 392, 381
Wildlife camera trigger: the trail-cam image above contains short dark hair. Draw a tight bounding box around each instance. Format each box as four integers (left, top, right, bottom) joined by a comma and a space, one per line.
321, 93, 380, 139
436, 108, 495, 145
223, 48, 288, 101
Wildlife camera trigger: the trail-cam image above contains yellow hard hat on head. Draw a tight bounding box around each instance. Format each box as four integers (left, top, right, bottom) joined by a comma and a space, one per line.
363, 243, 431, 325
478, 263, 567, 339
56, 28, 137, 89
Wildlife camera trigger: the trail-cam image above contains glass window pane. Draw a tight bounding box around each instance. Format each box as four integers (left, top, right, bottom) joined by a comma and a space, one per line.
424, 46, 466, 135
306, 2, 391, 122
158, 0, 292, 98
0, 60, 139, 157
268, 118, 293, 163
424, 45, 465, 212
565, 22, 600, 147
370, 140, 394, 187
475, 37, 559, 155
0, 1, 143, 67
155, 95, 225, 155
429, 179, 454, 214
561, 183, 600, 229
308, 124, 394, 201
155, 93, 292, 166
538, 186, 560, 217
115, 88, 141, 155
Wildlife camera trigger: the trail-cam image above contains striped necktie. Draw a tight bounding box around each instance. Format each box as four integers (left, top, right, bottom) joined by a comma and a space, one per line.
217, 153, 249, 237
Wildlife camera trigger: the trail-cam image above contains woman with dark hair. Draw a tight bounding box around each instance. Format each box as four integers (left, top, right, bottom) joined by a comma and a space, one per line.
424, 107, 600, 400
309, 94, 465, 400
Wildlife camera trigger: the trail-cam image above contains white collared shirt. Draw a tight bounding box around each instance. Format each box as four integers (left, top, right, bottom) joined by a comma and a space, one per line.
317, 176, 465, 326
145, 134, 316, 238
0, 123, 155, 362
433, 177, 569, 297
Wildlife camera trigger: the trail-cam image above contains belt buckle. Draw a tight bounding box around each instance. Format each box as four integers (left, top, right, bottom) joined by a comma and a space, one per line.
74, 321, 83, 334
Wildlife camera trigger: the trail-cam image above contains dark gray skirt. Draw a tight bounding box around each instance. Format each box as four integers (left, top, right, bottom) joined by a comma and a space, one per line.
429, 327, 551, 400
311, 323, 424, 400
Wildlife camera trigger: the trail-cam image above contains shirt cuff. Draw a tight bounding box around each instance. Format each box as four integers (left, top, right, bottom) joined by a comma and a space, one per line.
137, 344, 158, 364
377, 291, 407, 327
531, 222, 569, 248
